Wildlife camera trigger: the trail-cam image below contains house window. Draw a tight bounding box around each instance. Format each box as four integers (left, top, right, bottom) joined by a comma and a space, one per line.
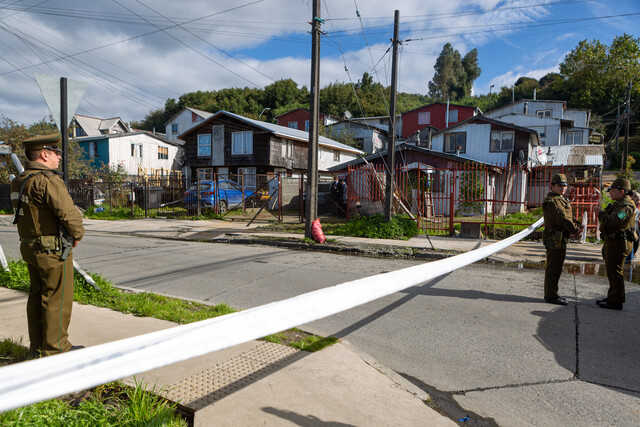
490, 131, 515, 152
171, 123, 178, 133
192, 112, 198, 122
305, 120, 310, 132
232, 131, 253, 155
197, 134, 211, 157
88, 141, 98, 158
448, 109, 458, 122
418, 112, 430, 125
238, 167, 256, 190
333, 150, 340, 162
288, 121, 298, 129
282, 140, 293, 159
158, 146, 168, 160
536, 110, 552, 118
131, 143, 142, 158
444, 132, 466, 153
565, 132, 582, 145
75, 127, 86, 137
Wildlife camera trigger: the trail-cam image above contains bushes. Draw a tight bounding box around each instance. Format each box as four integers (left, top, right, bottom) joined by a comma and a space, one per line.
328, 214, 419, 240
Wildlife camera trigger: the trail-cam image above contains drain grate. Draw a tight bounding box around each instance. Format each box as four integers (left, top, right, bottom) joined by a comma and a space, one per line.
165, 342, 303, 411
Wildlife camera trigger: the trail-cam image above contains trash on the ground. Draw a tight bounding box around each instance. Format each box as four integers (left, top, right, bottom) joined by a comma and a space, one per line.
95, 207, 105, 213
458, 416, 470, 422
311, 218, 326, 244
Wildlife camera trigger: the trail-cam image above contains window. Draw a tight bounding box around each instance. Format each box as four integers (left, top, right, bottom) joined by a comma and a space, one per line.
88, 141, 98, 158
305, 120, 310, 132
565, 132, 582, 145
197, 133, 211, 157
490, 131, 515, 152
238, 167, 256, 190
131, 143, 142, 158
232, 131, 253, 155
171, 123, 178, 133
282, 140, 293, 159
443, 132, 466, 153
536, 110, 552, 118
333, 150, 340, 162
448, 109, 458, 122
158, 146, 168, 160
76, 127, 86, 137
288, 121, 298, 129
418, 112, 430, 125
192, 112, 198, 122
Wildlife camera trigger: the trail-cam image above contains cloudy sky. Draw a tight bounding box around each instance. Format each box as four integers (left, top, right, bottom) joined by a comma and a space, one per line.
0, 0, 637, 126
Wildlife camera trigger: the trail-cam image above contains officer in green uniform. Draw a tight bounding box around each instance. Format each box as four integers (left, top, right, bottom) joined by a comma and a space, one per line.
542, 174, 582, 305
594, 178, 636, 310
10, 133, 84, 355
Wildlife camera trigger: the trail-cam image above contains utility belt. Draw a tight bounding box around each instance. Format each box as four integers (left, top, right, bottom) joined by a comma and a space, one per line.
21, 235, 61, 252
21, 234, 73, 260
604, 229, 637, 241
544, 230, 568, 250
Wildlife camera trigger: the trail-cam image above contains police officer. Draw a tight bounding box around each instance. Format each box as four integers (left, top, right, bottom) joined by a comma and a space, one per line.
542, 174, 582, 305
594, 178, 636, 310
10, 133, 85, 355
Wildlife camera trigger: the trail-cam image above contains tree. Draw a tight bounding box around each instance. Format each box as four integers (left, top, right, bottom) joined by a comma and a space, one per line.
461, 49, 481, 98
428, 43, 480, 100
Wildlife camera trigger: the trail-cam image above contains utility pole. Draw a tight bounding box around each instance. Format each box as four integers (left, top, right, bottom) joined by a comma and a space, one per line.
305, 0, 321, 238
384, 10, 400, 222
60, 77, 69, 186
615, 102, 620, 152
622, 79, 632, 173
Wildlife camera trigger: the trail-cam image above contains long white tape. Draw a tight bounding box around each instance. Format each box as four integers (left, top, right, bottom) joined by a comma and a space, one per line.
0, 218, 543, 413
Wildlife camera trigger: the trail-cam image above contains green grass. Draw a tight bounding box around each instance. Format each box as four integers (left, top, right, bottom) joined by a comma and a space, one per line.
0, 260, 235, 324
0, 378, 187, 426
261, 328, 339, 352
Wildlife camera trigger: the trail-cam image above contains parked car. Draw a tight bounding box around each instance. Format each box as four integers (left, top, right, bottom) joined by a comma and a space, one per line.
184, 180, 257, 213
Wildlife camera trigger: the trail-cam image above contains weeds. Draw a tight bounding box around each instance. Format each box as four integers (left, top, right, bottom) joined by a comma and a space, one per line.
0, 380, 187, 426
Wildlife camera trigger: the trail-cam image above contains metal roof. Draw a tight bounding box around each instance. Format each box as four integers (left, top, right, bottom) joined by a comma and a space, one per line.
182, 110, 364, 155
546, 144, 604, 166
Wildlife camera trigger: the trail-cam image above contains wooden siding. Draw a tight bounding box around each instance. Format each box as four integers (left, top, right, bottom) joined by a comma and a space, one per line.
401, 104, 477, 138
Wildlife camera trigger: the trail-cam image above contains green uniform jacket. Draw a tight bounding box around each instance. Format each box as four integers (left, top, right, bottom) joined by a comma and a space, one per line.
10, 161, 84, 240
598, 195, 636, 238
542, 192, 580, 240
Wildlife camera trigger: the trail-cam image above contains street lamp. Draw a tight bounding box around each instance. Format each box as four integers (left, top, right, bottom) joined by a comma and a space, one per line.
259, 107, 271, 120
489, 84, 495, 114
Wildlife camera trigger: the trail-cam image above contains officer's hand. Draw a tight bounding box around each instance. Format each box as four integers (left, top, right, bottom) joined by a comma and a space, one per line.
72, 240, 80, 249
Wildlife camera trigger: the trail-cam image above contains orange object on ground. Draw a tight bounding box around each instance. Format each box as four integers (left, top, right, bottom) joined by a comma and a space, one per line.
311, 218, 326, 244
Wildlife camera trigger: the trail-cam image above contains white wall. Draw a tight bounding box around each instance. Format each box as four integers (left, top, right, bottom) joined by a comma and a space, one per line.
108, 133, 179, 175
165, 110, 207, 142
318, 146, 359, 171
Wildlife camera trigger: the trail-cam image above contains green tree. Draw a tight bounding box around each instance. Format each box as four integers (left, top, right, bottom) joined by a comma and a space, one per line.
428, 43, 466, 100
461, 48, 481, 98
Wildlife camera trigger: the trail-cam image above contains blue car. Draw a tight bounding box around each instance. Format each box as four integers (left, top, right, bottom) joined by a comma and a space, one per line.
184, 180, 257, 213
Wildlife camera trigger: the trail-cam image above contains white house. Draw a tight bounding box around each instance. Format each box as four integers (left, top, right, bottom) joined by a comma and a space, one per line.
486, 100, 593, 146
71, 114, 129, 138
325, 120, 388, 154
164, 107, 214, 143
76, 131, 183, 177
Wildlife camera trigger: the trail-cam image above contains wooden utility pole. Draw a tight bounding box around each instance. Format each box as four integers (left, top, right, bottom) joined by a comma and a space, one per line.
60, 77, 69, 185
384, 10, 400, 221
305, 0, 321, 238
622, 80, 632, 173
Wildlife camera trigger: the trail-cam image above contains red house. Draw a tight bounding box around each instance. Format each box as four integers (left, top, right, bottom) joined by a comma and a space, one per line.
401, 103, 480, 138
275, 108, 339, 131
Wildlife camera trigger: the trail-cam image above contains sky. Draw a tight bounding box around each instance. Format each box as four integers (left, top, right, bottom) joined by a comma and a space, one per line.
0, 0, 638, 127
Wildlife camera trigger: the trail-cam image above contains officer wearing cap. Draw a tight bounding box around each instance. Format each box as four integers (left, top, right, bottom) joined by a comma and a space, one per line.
542, 174, 582, 305
10, 133, 84, 355
594, 178, 636, 310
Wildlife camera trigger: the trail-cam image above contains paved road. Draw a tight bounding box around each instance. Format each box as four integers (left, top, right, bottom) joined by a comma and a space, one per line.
1, 228, 639, 426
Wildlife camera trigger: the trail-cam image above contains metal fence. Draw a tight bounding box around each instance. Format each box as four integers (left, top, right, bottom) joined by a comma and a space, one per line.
346, 162, 602, 236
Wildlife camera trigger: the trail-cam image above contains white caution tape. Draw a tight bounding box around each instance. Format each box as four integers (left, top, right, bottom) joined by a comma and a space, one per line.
0, 218, 543, 413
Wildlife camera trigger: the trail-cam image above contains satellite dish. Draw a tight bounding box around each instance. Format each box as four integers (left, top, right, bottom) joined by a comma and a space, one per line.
344, 110, 352, 119
534, 146, 548, 165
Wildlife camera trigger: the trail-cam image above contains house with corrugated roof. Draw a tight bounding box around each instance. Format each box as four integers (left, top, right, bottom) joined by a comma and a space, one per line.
71, 114, 129, 138
178, 110, 364, 184
164, 106, 214, 143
